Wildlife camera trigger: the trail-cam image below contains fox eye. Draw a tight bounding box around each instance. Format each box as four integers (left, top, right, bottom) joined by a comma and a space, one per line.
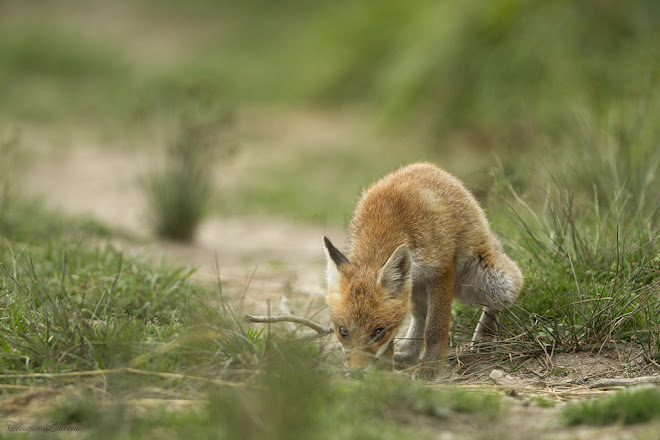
338, 326, 349, 339
372, 328, 386, 341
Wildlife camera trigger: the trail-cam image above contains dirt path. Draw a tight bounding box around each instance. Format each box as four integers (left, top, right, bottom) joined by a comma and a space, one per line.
17, 111, 347, 319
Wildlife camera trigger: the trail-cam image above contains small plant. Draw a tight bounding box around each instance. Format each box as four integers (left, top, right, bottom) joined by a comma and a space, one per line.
533, 396, 555, 408
246, 327, 266, 347
50, 391, 102, 426
562, 387, 660, 426
142, 114, 224, 241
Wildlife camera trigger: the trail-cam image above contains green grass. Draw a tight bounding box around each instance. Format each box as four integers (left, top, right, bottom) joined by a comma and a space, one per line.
533, 396, 556, 408
45, 358, 503, 440
0, 240, 193, 372
447, 110, 660, 362
0, 25, 133, 122
0, 208, 269, 382
201, 371, 501, 440
4, 1, 658, 136
0, 27, 124, 80
562, 387, 660, 426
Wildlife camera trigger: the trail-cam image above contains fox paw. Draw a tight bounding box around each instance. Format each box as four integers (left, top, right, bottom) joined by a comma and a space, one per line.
412, 364, 440, 381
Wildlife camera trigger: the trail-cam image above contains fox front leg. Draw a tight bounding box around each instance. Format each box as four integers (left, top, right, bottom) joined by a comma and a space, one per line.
413, 271, 454, 381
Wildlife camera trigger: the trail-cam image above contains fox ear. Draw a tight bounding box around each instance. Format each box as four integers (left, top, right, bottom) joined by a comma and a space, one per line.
377, 244, 412, 298
323, 236, 350, 292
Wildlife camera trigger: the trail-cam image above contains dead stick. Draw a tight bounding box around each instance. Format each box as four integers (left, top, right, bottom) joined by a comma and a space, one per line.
643, 353, 660, 371
245, 314, 332, 336
588, 375, 660, 389
0, 368, 125, 379
0, 368, 246, 387
124, 368, 246, 387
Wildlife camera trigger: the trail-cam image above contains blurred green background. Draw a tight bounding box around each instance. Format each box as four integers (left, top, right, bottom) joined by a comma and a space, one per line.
1, 0, 659, 226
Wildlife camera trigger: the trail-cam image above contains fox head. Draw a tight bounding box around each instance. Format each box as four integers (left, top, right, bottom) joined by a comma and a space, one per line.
322, 236, 411, 371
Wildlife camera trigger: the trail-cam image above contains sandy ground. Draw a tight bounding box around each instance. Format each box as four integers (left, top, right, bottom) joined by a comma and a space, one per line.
16, 112, 348, 320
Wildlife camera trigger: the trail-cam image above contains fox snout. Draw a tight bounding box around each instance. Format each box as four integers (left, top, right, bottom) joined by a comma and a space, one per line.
341, 340, 394, 377
344, 353, 376, 379
341, 348, 380, 379
343, 348, 377, 371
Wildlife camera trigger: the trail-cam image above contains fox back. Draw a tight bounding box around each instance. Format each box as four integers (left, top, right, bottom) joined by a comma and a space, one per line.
323, 162, 523, 379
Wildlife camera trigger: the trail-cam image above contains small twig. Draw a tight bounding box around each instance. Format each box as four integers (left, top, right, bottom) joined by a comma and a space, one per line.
0, 369, 125, 379
0, 384, 54, 390
0, 368, 246, 387
643, 353, 660, 371
245, 314, 332, 336
588, 375, 660, 389
124, 368, 246, 387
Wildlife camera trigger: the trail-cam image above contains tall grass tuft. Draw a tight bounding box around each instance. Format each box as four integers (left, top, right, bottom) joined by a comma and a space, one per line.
562, 387, 660, 426
142, 114, 224, 242
470, 109, 660, 361
0, 241, 192, 372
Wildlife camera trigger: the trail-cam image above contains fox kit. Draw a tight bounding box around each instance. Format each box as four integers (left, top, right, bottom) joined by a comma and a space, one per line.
323, 162, 523, 379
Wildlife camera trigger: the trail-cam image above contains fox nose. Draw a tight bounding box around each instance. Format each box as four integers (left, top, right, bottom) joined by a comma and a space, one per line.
344, 352, 375, 378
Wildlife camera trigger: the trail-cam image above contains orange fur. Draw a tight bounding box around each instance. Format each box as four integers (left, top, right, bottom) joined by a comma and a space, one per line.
324, 162, 523, 380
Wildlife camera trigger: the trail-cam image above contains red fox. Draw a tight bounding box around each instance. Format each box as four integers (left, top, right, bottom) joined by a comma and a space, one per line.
323, 162, 523, 379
